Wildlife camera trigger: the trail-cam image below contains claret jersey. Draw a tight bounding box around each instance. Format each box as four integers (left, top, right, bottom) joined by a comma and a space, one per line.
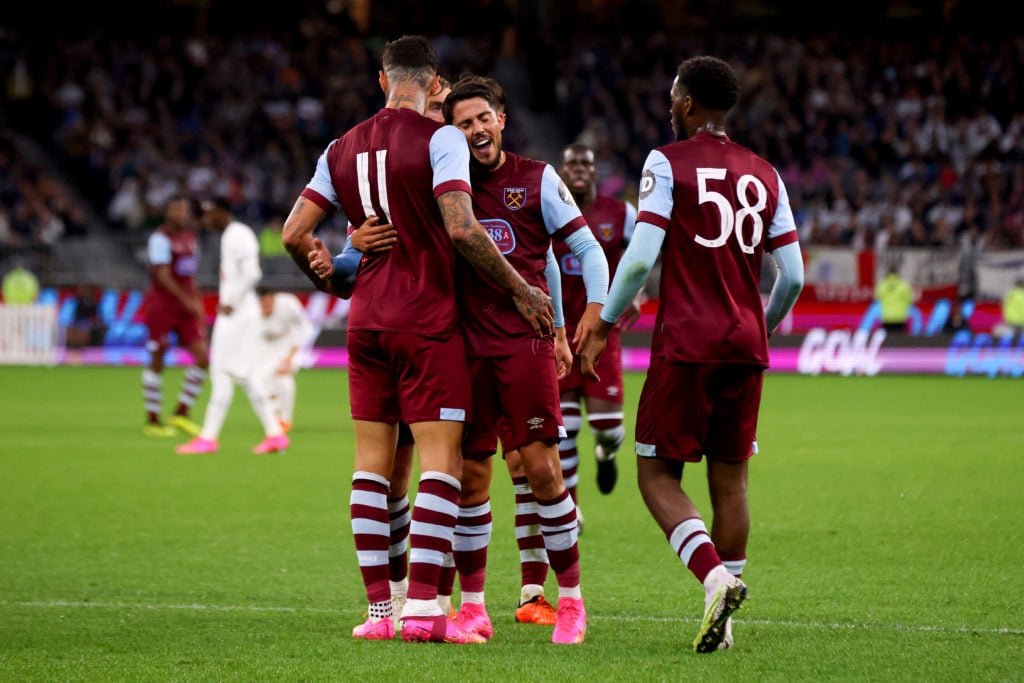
301, 108, 473, 339
637, 131, 798, 365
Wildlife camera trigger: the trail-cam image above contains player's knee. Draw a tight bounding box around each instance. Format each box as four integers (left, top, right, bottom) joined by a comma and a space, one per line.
561, 414, 582, 436
593, 424, 625, 449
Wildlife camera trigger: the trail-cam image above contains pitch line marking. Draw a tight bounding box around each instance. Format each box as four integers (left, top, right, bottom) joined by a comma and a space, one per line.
2, 599, 1021, 636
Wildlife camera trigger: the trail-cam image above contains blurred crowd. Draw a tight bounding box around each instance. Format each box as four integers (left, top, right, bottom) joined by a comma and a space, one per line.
0, 133, 89, 275
555, 31, 1024, 252
3, 5, 1024, 265
3, 13, 511, 257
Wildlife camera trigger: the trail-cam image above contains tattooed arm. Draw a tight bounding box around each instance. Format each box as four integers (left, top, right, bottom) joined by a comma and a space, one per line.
437, 189, 554, 336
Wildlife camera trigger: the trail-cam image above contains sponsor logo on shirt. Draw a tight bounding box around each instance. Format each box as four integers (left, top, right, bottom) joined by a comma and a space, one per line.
503, 187, 527, 211
175, 256, 198, 276
560, 252, 582, 276
557, 179, 576, 206
480, 218, 516, 254
640, 169, 656, 199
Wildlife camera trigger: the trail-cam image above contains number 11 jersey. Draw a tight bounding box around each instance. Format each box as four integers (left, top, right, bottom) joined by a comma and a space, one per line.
301, 108, 473, 339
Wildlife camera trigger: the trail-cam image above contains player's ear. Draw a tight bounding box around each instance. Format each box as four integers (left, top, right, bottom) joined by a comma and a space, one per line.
429, 74, 441, 96
378, 70, 388, 94
497, 112, 506, 130
684, 95, 696, 118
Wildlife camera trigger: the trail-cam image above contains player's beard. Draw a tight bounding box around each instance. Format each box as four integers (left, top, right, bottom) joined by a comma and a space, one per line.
672, 109, 689, 142
470, 139, 502, 171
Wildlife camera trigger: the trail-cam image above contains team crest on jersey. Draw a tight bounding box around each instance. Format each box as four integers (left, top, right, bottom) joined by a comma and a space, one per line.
597, 222, 615, 241
480, 218, 517, 254
504, 187, 526, 211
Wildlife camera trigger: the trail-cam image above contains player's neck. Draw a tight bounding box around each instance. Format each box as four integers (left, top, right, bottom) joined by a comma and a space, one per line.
473, 150, 507, 175
385, 84, 428, 114
574, 188, 596, 210
693, 120, 727, 137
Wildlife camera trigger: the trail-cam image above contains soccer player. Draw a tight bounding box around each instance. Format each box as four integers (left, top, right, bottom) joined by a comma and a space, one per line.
440, 74, 609, 645
579, 56, 805, 653
255, 285, 314, 433
554, 143, 640, 511
141, 195, 209, 437
306, 78, 454, 631
176, 198, 289, 455
311, 219, 573, 630
283, 36, 552, 644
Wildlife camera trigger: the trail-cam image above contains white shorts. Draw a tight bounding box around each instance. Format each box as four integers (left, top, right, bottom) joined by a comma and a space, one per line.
209, 304, 262, 378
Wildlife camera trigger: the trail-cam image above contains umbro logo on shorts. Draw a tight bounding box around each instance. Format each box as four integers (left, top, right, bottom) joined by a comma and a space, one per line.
527, 417, 544, 430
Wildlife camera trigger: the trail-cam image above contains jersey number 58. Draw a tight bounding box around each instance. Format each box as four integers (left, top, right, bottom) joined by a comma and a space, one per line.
694, 167, 766, 254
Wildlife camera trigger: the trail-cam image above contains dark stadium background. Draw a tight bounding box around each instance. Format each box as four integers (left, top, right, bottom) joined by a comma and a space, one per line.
1, 0, 1020, 368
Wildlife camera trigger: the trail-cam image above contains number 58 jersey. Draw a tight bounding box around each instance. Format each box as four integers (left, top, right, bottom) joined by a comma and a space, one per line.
638, 130, 799, 366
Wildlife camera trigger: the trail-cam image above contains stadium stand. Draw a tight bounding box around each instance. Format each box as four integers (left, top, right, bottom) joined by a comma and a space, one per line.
1, 0, 1020, 300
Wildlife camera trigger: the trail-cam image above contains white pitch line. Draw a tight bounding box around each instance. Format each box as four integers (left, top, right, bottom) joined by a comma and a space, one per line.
2, 600, 1021, 636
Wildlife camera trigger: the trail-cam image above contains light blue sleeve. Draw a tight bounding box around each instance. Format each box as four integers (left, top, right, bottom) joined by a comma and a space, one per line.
305, 141, 340, 209
764, 241, 804, 334
544, 245, 565, 329
563, 228, 609, 304
147, 232, 172, 266
623, 200, 637, 243
637, 150, 674, 222
330, 235, 362, 285
539, 165, 584, 235
768, 169, 798, 241
429, 125, 472, 191
600, 221, 664, 324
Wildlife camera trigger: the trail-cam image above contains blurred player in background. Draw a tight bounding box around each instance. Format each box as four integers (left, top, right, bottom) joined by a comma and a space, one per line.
285, 36, 551, 644
439, 74, 609, 645
554, 142, 640, 520
580, 56, 804, 653
176, 197, 289, 455
255, 285, 314, 433
141, 195, 208, 437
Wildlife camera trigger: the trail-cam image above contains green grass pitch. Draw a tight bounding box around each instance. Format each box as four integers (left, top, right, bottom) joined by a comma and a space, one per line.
0, 365, 1021, 681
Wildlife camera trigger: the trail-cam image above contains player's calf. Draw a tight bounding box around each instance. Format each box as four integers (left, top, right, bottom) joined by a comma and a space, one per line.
592, 423, 624, 494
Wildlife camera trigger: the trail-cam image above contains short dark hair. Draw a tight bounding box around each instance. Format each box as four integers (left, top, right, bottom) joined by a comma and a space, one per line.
165, 194, 196, 216
381, 35, 437, 89
443, 74, 506, 124
675, 56, 741, 112
561, 142, 595, 159
256, 284, 274, 297
207, 196, 232, 213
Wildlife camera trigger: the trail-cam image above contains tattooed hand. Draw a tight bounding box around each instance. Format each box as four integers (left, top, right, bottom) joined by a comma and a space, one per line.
513, 283, 554, 337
